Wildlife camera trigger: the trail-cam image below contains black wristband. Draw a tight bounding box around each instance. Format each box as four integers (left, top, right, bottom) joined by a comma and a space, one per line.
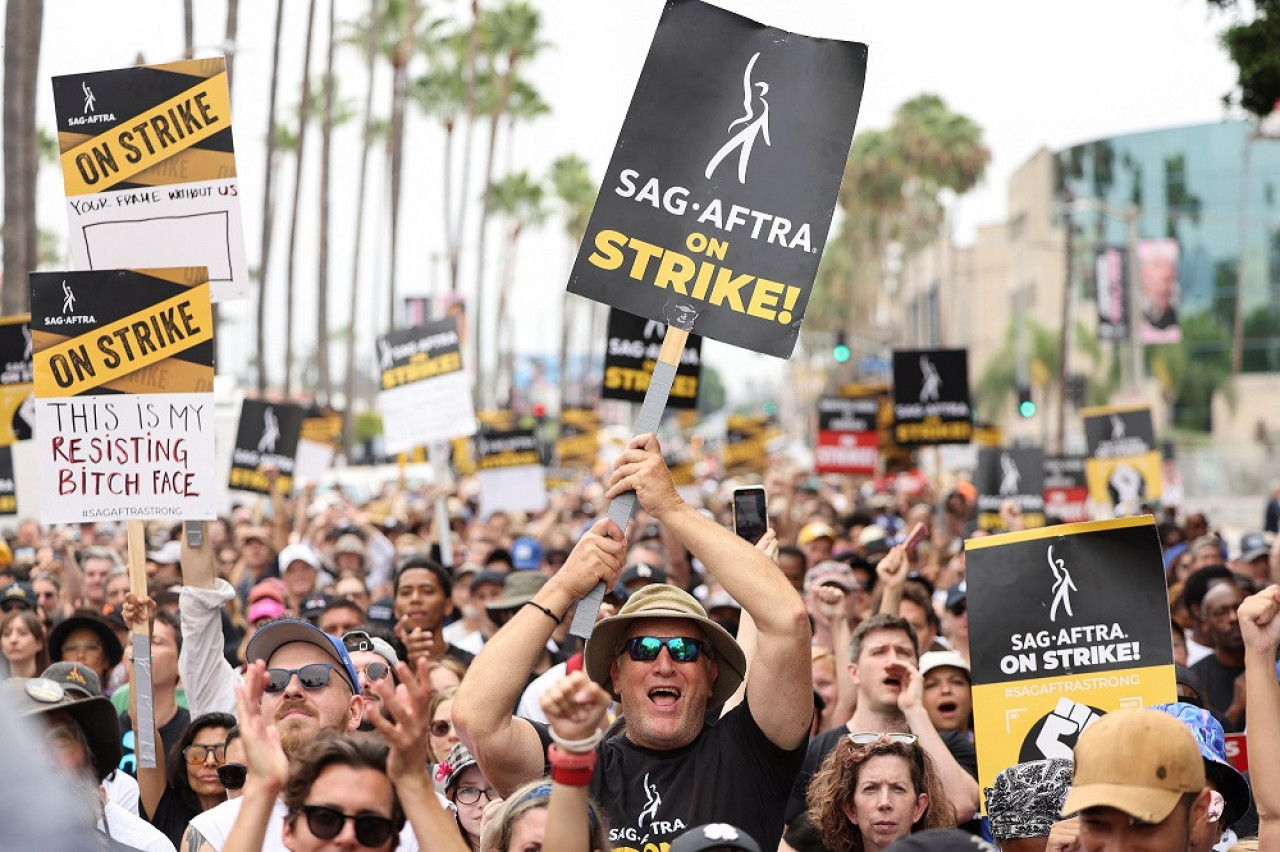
522, 599, 562, 624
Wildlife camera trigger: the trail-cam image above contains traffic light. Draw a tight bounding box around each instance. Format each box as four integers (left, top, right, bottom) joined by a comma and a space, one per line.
832, 330, 851, 363
1017, 384, 1036, 418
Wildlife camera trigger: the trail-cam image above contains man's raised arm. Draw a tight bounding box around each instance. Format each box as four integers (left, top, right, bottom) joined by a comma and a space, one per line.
452, 516, 625, 795
606, 434, 812, 750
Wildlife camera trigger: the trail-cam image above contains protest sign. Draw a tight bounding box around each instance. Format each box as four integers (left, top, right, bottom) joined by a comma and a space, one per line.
966, 516, 1176, 793
475, 426, 547, 517
566, 0, 866, 357
0, 446, 16, 515
556, 408, 601, 470
377, 316, 476, 454
975, 446, 1046, 531
52, 58, 248, 302
1137, 238, 1181, 344
30, 268, 216, 523
0, 315, 34, 445
229, 400, 304, 495
723, 413, 780, 476
295, 406, 343, 485
815, 396, 879, 475
1043, 456, 1090, 524
1095, 246, 1129, 342
1081, 404, 1162, 515
892, 348, 973, 446
602, 309, 702, 408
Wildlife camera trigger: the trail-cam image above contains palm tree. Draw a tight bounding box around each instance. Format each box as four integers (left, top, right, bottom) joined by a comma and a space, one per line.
283, 0, 319, 397
385, 0, 424, 329
342, 0, 382, 458
255, 0, 286, 393
224, 0, 239, 85
2, 0, 43, 314
487, 171, 547, 404
470, 1, 546, 402
315, 0, 338, 406
548, 154, 596, 408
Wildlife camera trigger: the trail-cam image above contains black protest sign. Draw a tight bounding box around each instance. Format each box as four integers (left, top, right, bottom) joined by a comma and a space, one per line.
892, 349, 973, 446
567, 0, 867, 358
975, 447, 1046, 531
1082, 405, 1156, 458
556, 408, 601, 470
602, 309, 702, 408
723, 413, 779, 476
475, 427, 541, 471
1044, 456, 1089, 524
0, 315, 34, 445
0, 445, 15, 515
1095, 247, 1129, 342
815, 397, 879, 475
966, 516, 1176, 791
229, 400, 304, 494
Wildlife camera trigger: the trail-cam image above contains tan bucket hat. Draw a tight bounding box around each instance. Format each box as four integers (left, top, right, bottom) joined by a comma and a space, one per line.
584, 584, 747, 710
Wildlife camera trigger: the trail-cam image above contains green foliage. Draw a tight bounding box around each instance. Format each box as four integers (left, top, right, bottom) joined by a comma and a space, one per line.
549, 154, 597, 244
1208, 0, 1280, 117
697, 363, 727, 416
488, 171, 547, 227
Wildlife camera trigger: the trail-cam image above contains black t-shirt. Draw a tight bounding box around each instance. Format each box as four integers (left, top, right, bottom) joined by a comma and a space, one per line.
784, 725, 978, 824
1191, 654, 1245, 731
118, 706, 192, 774
534, 699, 804, 852
141, 785, 201, 849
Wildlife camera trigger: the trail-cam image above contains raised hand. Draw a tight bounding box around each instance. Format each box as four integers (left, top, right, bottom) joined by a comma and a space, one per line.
234, 662, 290, 795
605, 433, 682, 519
368, 658, 433, 786
540, 670, 610, 744
1239, 586, 1280, 657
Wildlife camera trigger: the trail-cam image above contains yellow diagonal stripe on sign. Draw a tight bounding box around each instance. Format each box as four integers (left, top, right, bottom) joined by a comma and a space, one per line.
34, 283, 213, 398
60, 73, 231, 196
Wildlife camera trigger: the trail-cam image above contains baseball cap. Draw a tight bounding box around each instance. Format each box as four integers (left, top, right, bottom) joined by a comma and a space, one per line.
248, 578, 288, 605
333, 534, 367, 559
40, 661, 103, 699
885, 829, 995, 851
802, 560, 856, 594
146, 540, 182, 565
248, 597, 286, 624
1, 581, 35, 610
619, 562, 667, 589
469, 570, 507, 594
300, 594, 333, 621
279, 543, 321, 572
945, 581, 967, 614
246, 618, 360, 694
486, 572, 549, 619
366, 597, 395, 629
511, 536, 543, 571
1061, 708, 1206, 822
919, 650, 970, 680
342, 630, 401, 670
669, 823, 761, 852
797, 522, 837, 547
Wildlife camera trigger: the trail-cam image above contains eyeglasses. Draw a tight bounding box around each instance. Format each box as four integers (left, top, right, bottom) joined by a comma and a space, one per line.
297, 804, 396, 847
619, 636, 705, 663
355, 661, 390, 682
847, 732, 920, 746
182, 743, 227, 765
265, 663, 335, 693
429, 719, 454, 738
453, 784, 499, 805
217, 763, 247, 790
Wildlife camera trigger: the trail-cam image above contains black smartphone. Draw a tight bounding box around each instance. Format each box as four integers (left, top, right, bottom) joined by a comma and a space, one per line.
732, 486, 768, 544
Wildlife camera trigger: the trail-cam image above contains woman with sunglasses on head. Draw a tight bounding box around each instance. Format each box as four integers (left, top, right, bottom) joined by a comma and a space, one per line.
223, 657, 469, 852
137, 711, 237, 848
807, 732, 954, 852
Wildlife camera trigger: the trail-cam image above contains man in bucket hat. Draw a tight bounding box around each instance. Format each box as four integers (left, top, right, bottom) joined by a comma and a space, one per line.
455, 434, 811, 852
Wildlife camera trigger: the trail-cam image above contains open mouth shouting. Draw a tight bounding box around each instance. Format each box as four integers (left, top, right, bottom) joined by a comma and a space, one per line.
648, 685, 682, 709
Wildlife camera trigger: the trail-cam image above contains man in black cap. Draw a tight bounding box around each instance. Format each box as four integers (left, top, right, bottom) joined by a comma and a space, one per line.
2, 676, 172, 850
1, 580, 35, 612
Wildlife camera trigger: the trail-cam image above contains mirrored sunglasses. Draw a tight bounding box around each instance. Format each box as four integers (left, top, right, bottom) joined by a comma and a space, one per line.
619, 635, 704, 663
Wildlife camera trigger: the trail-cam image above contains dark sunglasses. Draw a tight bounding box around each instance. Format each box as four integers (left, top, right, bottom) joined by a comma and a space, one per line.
356, 661, 390, 682
619, 635, 704, 663
297, 804, 395, 847
265, 663, 335, 694
217, 763, 247, 790
182, 743, 227, 765
429, 719, 453, 738
948, 600, 967, 617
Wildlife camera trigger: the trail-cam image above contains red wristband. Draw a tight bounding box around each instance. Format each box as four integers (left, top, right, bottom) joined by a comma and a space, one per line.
548, 743, 597, 786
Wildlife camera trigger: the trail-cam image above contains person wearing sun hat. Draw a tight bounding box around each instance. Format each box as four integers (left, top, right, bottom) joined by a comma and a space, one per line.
453, 433, 812, 852
1153, 701, 1254, 848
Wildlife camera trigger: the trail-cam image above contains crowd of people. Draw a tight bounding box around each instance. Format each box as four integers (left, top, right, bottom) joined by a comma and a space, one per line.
1, 432, 1279, 852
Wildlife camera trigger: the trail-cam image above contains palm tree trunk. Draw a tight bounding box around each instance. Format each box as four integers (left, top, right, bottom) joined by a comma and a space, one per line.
224, 0, 239, 86
386, 0, 420, 330
2, 0, 42, 315
315, 0, 337, 406
255, 0, 286, 393
493, 222, 521, 404
343, 0, 381, 459
283, 0, 319, 398
558, 291, 574, 408
451, 0, 481, 294
183, 0, 194, 58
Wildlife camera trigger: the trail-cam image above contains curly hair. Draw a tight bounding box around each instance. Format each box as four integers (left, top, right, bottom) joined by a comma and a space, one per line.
806, 735, 955, 852
281, 732, 405, 844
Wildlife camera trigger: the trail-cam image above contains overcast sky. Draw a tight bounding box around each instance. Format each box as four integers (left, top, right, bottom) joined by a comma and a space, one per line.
27, 0, 1243, 401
